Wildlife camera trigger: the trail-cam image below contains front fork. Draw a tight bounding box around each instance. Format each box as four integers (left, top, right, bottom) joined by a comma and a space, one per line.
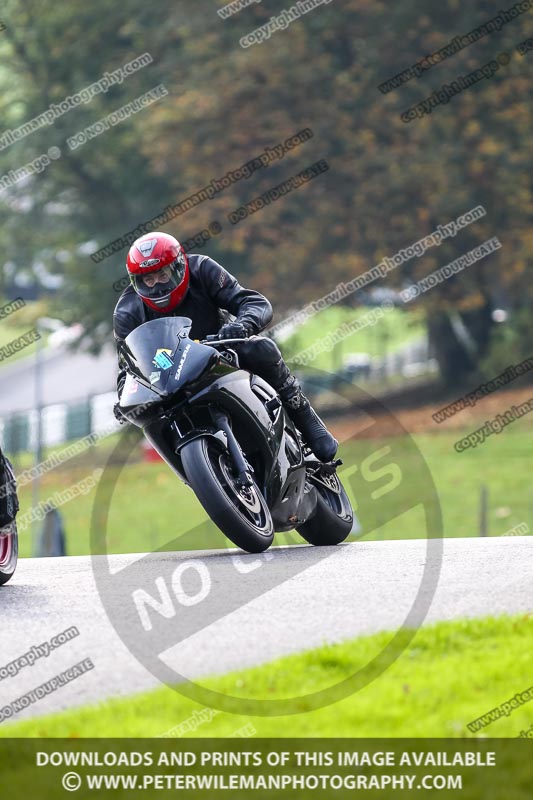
209, 407, 254, 488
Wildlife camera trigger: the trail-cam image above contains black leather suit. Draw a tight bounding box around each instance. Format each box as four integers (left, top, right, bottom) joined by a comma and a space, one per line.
113, 254, 290, 394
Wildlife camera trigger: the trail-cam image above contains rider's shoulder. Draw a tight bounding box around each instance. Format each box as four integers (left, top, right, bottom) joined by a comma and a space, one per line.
188, 254, 231, 288
187, 253, 212, 275
114, 284, 141, 316
188, 254, 222, 289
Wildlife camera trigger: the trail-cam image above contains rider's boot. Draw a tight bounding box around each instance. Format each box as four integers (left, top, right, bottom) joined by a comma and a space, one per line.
277, 375, 338, 462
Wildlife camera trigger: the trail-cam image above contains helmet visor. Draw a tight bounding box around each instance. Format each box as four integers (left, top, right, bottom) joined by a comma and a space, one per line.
131, 257, 186, 302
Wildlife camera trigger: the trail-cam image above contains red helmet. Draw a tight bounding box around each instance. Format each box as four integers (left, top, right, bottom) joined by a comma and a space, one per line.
126, 232, 189, 312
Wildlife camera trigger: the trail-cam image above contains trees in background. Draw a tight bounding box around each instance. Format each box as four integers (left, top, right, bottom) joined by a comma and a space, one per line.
0, 0, 530, 381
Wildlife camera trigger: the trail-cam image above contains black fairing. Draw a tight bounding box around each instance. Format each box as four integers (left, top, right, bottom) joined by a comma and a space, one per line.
117, 317, 317, 530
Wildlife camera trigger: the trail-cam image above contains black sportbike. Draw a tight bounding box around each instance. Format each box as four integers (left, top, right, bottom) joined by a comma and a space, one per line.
117, 317, 354, 553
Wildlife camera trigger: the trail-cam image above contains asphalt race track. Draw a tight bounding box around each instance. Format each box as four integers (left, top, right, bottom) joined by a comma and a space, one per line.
1, 537, 531, 724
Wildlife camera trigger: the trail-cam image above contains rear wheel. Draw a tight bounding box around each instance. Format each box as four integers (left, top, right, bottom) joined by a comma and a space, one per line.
180, 436, 274, 553
297, 471, 353, 546
0, 520, 18, 585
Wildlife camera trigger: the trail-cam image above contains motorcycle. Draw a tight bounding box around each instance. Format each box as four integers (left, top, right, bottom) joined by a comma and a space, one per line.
117, 317, 354, 554
0, 451, 19, 585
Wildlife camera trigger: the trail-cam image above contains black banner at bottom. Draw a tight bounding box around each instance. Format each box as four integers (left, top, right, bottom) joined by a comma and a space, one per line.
0, 738, 531, 799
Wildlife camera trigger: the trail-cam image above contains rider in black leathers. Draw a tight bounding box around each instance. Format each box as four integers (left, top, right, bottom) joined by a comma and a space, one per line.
113, 233, 337, 462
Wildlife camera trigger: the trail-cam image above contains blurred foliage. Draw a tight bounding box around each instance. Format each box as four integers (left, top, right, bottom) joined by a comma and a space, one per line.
1, 297, 49, 328
0, 0, 531, 381
478, 307, 533, 378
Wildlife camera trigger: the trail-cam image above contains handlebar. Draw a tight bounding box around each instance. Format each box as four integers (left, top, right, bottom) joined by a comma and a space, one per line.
200, 335, 267, 345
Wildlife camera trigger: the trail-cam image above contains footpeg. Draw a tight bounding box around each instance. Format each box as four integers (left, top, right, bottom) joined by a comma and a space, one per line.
306, 457, 343, 473
324, 458, 343, 472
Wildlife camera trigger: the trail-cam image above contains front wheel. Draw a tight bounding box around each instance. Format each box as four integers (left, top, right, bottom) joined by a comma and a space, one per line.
297, 472, 353, 546
0, 520, 18, 585
180, 436, 274, 554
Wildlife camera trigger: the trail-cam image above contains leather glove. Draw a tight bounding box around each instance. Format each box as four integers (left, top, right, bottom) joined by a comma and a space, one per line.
217, 321, 252, 340
113, 402, 126, 424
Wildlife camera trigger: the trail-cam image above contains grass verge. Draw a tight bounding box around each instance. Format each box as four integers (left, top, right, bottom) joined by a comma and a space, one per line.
1, 614, 531, 738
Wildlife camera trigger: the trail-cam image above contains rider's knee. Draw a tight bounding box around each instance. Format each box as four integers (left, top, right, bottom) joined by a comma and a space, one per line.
242, 335, 282, 366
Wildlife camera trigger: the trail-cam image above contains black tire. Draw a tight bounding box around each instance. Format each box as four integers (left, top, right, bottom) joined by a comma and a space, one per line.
180, 436, 274, 554
0, 521, 18, 585
297, 473, 353, 546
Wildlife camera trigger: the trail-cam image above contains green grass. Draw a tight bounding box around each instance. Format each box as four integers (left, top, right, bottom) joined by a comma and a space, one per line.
279, 306, 423, 372
14, 418, 532, 558
2, 614, 531, 738
403, 425, 533, 540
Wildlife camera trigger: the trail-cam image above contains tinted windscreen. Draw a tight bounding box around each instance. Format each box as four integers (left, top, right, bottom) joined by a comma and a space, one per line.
122, 317, 218, 396
122, 317, 192, 380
